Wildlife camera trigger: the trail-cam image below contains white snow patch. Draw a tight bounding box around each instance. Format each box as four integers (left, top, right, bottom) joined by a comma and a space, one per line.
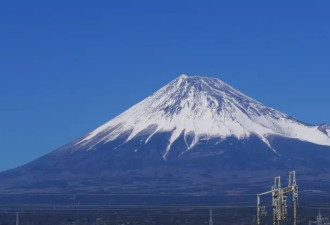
75, 75, 330, 156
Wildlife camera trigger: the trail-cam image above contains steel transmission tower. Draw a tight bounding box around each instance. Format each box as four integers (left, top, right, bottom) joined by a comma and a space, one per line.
257, 171, 298, 225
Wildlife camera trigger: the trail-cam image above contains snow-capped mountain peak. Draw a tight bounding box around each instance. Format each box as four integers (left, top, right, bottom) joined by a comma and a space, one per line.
76, 75, 330, 159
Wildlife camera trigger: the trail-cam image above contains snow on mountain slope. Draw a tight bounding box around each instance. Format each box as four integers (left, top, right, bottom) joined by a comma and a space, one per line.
76, 75, 330, 158
318, 124, 330, 137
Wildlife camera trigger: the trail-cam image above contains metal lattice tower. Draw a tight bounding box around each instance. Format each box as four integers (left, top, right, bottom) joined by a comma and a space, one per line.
309, 209, 325, 225
257, 171, 298, 225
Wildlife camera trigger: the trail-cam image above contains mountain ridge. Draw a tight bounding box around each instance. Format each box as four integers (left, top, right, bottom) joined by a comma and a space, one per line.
1, 74, 330, 205
72, 74, 330, 160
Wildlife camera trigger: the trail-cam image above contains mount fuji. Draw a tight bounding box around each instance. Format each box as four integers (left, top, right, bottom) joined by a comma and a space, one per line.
75, 74, 330, 156
1, 75, 330, 204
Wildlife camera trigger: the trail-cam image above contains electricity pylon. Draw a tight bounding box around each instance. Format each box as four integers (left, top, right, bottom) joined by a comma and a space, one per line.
257, 171, 298, 225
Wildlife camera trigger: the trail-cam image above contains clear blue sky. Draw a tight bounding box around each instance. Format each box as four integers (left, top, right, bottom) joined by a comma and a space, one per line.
1, 1, 330, 172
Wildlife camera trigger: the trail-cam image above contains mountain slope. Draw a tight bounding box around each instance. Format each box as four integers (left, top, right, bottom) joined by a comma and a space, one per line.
1, 74, 330, 204
74, 75, 330, 159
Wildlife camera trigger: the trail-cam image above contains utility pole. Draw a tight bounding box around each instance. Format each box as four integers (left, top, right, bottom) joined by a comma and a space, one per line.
16, 212, 19, 225
257, 171, 298, 225
209, 208, 213, 225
